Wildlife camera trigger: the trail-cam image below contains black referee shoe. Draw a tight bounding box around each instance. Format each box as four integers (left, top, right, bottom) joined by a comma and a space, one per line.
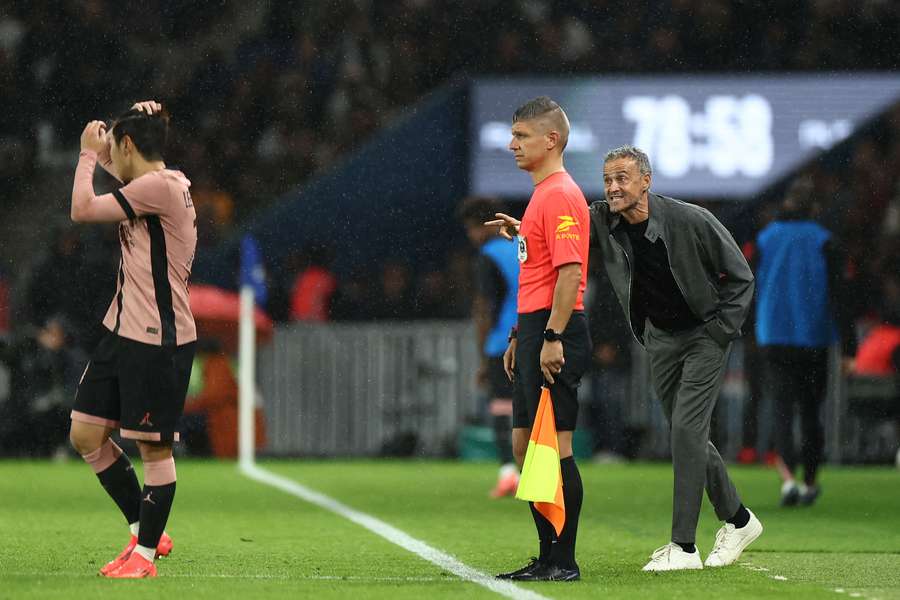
516, 562, 581, 582
496, 557, 543, 580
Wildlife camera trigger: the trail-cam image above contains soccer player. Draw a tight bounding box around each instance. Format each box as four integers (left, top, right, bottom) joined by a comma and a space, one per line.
457, 197, 520, 497
490, 145, 763, 571
67, 101, 197, 579
490, 97, 591, 582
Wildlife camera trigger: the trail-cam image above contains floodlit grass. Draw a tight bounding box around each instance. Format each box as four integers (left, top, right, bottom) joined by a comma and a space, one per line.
2, 459, 898, 599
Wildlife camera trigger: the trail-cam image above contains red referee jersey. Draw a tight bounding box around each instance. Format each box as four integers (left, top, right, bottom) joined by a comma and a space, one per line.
516, 171, 590, 313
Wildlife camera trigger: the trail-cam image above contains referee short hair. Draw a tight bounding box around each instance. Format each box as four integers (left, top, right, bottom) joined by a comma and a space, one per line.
604, 145, 652, 177
513, 96, 569, 151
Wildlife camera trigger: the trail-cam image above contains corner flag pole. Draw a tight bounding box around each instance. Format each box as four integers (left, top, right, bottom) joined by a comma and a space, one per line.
238, 235, 265, 470
238, 283, 256, 469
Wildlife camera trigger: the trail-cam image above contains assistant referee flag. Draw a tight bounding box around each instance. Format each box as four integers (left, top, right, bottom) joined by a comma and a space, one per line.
515, 386, 565, 536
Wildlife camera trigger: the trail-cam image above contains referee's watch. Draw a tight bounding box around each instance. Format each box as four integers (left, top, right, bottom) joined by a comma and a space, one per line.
543, 328, 561, 342
507, 326, 518, 343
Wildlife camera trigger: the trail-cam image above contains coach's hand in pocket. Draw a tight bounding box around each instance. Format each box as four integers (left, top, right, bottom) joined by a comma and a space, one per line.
540, 340, 564, 385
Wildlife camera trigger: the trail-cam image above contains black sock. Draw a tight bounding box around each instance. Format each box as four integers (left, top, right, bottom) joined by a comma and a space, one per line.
675, 542, 696, 553
529, 502, 555, 562
549, 456, 583, 570
727, 504, 750, 529
96, 453, 141, 525
137, 482, 176, 549
493, 415, 514, 465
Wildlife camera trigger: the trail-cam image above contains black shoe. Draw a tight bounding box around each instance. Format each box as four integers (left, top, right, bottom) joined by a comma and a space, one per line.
516, 562, 581, 582
799, 485, 820, 506
496, 557, 543, 580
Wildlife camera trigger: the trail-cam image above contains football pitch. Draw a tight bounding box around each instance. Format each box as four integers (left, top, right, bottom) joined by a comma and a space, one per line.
2, 460, 898, 599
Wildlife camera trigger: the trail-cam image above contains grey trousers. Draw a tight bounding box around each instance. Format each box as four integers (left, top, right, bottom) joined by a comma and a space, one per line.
645, 321, 742, 544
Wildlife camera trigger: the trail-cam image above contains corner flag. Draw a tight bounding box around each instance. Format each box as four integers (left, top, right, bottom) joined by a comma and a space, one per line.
515, 386, 565, 536
240, 235, 267, 306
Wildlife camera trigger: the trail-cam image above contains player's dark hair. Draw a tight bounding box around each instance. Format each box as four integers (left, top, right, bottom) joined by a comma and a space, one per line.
110, 107, 170, 161
456, 196, 503, 225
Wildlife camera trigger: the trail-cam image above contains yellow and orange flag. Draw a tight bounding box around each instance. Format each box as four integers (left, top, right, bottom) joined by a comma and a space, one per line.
515, 386, 565, 536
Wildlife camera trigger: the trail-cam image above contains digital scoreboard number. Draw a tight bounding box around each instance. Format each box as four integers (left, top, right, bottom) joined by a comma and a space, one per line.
623, 95, 773, 179
470, 75, 900, 199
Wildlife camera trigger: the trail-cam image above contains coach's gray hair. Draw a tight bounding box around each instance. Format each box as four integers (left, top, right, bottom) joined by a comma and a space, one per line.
604, 145, 652, 176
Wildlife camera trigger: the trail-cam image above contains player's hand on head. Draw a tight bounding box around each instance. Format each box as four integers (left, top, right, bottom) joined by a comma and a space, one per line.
131, 100, 162, 115
484, 213, 521, 240
80, 120, 107, 153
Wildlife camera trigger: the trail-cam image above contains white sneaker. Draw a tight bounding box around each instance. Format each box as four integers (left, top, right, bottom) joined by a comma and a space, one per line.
641, 543, 703, 571
705, 509, 763, 567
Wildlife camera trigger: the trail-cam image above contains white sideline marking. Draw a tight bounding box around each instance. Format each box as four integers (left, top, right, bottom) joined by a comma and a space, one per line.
5, 572, 443, 581
240, 462, 552, 600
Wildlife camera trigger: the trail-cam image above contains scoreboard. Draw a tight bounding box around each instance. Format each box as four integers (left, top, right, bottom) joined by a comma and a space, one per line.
470, 75, 900, 199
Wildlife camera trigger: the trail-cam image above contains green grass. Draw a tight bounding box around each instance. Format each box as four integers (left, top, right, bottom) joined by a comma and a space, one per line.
1, 459, 898, 599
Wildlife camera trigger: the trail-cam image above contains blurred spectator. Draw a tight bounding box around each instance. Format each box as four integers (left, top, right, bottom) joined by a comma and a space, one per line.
754, 177, 856, 507
413, 269, 461, 320
25, 223, 117, 349
329, 268, 371, 321
370, 259, 415, 320
0, 316, 84, 457
854, 266, 900, 376
457, 196, 520, 497
288, 244, 338, 322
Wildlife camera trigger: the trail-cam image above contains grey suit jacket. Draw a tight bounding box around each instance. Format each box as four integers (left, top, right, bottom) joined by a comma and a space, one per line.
588, 193, 754, 346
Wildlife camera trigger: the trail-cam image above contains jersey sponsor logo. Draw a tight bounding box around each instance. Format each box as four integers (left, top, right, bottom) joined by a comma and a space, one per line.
555, 216, 581, 240
555, 215, 579, 233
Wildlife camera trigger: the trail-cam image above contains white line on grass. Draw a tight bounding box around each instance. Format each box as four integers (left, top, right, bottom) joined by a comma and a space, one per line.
5, 572, 445, 582
240, 462, 552, 600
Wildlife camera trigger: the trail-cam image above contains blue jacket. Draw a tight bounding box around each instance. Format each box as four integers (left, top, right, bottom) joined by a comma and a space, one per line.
481, 237, 519, 357
755, 220, 837, 348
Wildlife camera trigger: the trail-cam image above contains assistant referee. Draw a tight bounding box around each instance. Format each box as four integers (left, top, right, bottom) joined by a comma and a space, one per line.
490, 96, 591, 582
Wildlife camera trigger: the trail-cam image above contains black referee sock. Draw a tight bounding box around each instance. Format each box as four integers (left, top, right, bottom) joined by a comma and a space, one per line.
138, 482, 176, 550
529, 502, 555, 562
96, 452, 142, 525
549, 456, 583, 570
493, 415, 514, 465
727, 504, 751, 529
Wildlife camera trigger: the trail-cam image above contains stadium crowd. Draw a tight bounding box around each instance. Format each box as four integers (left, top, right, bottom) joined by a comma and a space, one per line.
1, 1, 899, 459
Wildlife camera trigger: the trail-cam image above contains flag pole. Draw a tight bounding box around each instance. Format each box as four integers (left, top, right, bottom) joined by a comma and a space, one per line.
238, 283, 256, 469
